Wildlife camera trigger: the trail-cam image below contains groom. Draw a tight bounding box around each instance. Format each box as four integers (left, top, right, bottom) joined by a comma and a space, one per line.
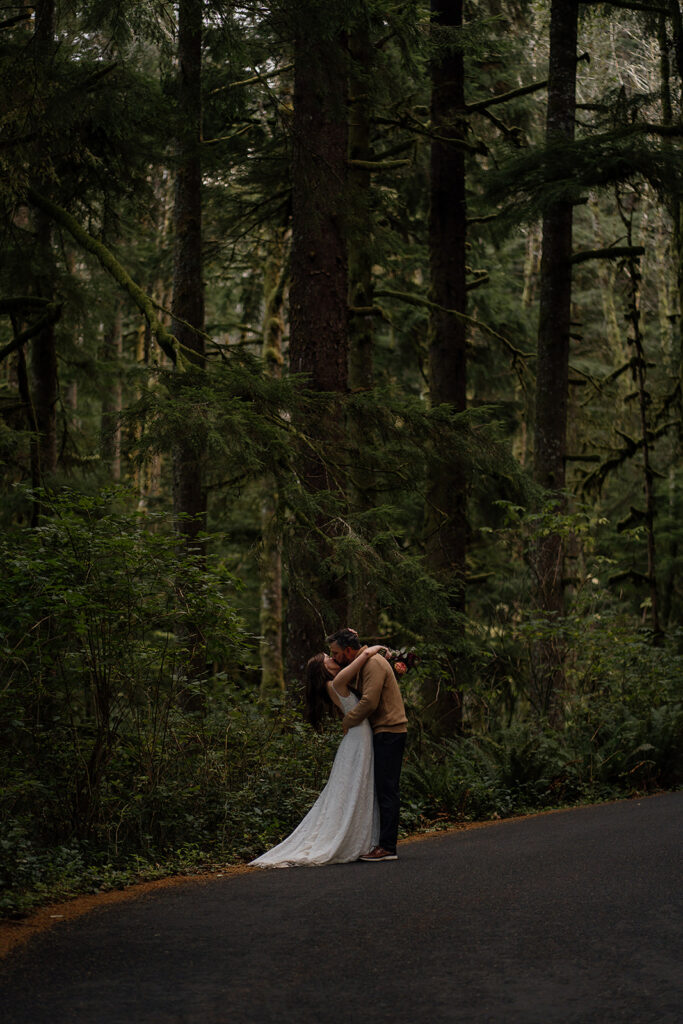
327, 627, 408, 862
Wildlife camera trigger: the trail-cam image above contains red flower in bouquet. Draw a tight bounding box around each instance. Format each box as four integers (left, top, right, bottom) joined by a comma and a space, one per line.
382, 649, 417, 677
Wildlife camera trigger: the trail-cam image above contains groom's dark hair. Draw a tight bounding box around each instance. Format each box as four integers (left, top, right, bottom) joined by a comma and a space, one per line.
326, 627, 361, 650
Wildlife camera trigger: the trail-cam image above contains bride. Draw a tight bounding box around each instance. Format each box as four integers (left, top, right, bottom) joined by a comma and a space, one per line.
249, 644, 387, 867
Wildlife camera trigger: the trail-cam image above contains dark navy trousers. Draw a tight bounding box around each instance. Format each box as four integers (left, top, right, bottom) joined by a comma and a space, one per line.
373, 731, 407, 853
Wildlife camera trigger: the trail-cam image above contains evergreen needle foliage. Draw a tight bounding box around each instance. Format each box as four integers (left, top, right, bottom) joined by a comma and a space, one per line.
0, 0, 681, 915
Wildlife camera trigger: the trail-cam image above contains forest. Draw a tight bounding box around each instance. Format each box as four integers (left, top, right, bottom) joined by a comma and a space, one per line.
1, 0, 682, 914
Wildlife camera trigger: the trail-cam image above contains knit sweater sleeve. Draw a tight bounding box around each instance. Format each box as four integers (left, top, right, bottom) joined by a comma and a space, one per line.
342, 656, 385, 730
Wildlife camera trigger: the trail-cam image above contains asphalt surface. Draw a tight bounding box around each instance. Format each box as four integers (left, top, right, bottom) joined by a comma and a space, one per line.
1, 793, 681, 1024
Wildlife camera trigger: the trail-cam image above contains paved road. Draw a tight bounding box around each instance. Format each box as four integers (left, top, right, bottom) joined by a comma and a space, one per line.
1, 794, 681, 1024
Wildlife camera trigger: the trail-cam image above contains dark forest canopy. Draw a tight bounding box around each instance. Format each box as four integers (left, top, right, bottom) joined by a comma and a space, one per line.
1, 1, 682, 913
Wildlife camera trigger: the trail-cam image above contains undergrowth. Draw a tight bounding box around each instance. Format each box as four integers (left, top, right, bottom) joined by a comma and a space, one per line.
2, 687, 680, 918
1, 492, 681, 918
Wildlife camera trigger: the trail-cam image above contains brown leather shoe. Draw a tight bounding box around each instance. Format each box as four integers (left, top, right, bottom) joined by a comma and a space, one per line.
359, 846, 398, 861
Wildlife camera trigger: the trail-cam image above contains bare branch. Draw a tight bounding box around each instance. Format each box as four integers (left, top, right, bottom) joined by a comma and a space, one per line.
466, 79, 549, 114
0, 12, 33, 30
466, 54, 589, 114
211, 64, 293, 95
579, 1, 670, 14
0, 297, 53, 314
571, 245, 645, 265
0, 304, 62, 363
348, 158, 411, 170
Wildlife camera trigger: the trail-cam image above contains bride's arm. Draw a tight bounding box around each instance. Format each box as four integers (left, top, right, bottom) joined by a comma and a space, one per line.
333, 645, 386, 689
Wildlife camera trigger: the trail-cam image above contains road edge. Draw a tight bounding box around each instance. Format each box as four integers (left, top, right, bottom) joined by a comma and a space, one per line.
0, 791, 672, 960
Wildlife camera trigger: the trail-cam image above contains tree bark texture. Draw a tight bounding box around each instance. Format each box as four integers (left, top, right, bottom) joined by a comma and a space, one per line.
532, 0, 578, 718
171, 0, 205, 552
260, 233, 287, 695
289, 31, 348, 399
620, 204, 661, 636
30, 0, 58, 481
348, 23, 375, 392
534, 0, 578, 499
347, 19, 379, 637
660, 4, 683, 444
428, 0, 468, 577
658, 10, 681, 626
100, 301, 123, 481
287, 22, 349, 677
426, 0, 467, 732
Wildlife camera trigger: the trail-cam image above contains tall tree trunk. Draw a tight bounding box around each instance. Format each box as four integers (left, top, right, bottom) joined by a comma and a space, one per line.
659, 8, 682, 627
170, 0, 205, 702
11, 314, 41, 498
666, 0, 683, 422
532, 0, 578, 719
171, 0, 205, 552
287, 14, 349, 677
260, 232, 287, 695
618, 194, 662, 635
289, 32, 348, 392
30, 0, 58, 483
426, 0, 467, 733
348, 24, 374, 394
347, 17, 379, 638
100, 301, 123, 481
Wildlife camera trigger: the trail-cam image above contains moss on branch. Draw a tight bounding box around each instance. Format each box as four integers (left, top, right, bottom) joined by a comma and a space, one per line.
25, 188, 181, 366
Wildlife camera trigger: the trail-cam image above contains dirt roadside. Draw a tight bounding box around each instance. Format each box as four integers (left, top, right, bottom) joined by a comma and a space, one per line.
0, 794, 660, 960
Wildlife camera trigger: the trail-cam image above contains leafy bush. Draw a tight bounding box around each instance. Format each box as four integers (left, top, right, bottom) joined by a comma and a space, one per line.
0, 488, 252, 912
1, 489, 680, 918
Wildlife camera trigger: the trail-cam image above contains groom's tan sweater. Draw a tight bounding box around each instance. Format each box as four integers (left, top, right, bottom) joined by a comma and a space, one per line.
342, 648, 408, 734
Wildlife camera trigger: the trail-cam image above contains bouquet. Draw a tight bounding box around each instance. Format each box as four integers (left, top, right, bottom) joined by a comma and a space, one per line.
383, 648, 418, 677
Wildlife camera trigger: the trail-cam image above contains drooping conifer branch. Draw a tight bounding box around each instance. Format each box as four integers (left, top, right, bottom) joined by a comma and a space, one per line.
25, 188, 181, 365
374, 287, 530, 363
373, 114, 485, 153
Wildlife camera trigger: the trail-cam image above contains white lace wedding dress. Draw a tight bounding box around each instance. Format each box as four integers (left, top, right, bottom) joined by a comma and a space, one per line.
250, 690, 379, 867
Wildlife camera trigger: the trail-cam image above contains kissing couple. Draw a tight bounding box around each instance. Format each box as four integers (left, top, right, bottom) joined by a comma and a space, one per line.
250, 627, 408, 868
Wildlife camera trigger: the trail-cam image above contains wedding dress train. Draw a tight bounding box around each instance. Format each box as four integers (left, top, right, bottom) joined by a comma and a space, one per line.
250, 691, 379, 867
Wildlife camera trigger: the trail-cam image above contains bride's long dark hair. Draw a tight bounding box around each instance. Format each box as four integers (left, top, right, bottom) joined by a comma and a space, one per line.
304, 654, 337, 732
